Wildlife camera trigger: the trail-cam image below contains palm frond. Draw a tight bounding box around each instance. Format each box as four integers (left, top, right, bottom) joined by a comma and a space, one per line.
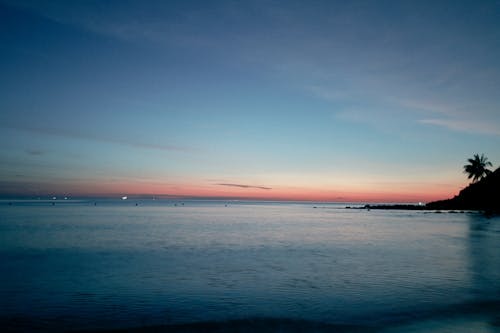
463, 154, 494, 183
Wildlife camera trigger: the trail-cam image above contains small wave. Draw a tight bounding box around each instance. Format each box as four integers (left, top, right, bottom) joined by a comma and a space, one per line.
47, 300, 500, 332
3, 299, 500, 333
74, 318, 376, 333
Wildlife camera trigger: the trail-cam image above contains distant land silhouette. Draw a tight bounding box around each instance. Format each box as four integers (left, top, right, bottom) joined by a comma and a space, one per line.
426, 166, 500, 213
355, 161, 499, 214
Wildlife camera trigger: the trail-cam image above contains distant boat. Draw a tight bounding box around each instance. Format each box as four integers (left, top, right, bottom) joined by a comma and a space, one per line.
122, 196, 128, 200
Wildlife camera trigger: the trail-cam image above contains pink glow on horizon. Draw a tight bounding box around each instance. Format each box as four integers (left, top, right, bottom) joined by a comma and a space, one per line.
35, 178, 463, 203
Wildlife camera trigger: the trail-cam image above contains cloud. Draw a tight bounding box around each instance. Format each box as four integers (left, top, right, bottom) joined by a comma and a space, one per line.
420, 118, 500, 136
25, 149, 44, 156
394, 98, 455, 116
2, 0, 238, 47
216, 183, 272, 190
7, 125, 195, 152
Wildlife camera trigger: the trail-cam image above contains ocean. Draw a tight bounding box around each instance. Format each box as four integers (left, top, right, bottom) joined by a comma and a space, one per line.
1, 200, 499, 332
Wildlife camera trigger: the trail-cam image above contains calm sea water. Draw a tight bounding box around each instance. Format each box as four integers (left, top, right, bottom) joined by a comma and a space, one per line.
1, 200, 499, 332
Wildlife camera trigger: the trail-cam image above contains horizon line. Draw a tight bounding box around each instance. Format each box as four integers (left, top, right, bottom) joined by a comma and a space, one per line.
0, 193, 430, 204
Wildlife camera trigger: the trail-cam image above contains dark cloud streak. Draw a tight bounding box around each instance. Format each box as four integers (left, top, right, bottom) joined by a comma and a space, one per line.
25, 149, 44, 156
217, 183, 272, 190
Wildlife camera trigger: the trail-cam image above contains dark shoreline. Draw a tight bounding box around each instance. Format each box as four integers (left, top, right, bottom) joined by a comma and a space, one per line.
348, 167, 500, 215
347, 204, 427, 211
346, 204, 499, 215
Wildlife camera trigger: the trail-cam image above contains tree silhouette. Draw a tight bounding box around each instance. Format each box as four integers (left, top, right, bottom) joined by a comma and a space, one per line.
463, 154, 493, 183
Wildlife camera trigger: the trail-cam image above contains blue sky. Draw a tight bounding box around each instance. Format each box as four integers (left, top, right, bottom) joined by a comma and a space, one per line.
1, 0, 500, 201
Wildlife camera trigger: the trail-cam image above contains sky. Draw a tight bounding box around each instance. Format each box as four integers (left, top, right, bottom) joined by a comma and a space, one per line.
1, 0, 500, 202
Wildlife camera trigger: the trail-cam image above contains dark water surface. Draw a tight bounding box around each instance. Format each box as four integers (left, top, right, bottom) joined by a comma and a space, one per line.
1, 200, 499, 332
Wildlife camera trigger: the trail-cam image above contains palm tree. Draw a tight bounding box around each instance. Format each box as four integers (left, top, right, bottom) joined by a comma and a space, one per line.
463, 154, 493, 183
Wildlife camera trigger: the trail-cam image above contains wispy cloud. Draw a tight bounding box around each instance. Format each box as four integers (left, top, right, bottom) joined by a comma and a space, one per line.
25, 149, 44, 156
3, 0, 233, 48
7, 125, 195, 152
394, 98, 455, 116
420, 118, 500, 136
216, 183, 272, 190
